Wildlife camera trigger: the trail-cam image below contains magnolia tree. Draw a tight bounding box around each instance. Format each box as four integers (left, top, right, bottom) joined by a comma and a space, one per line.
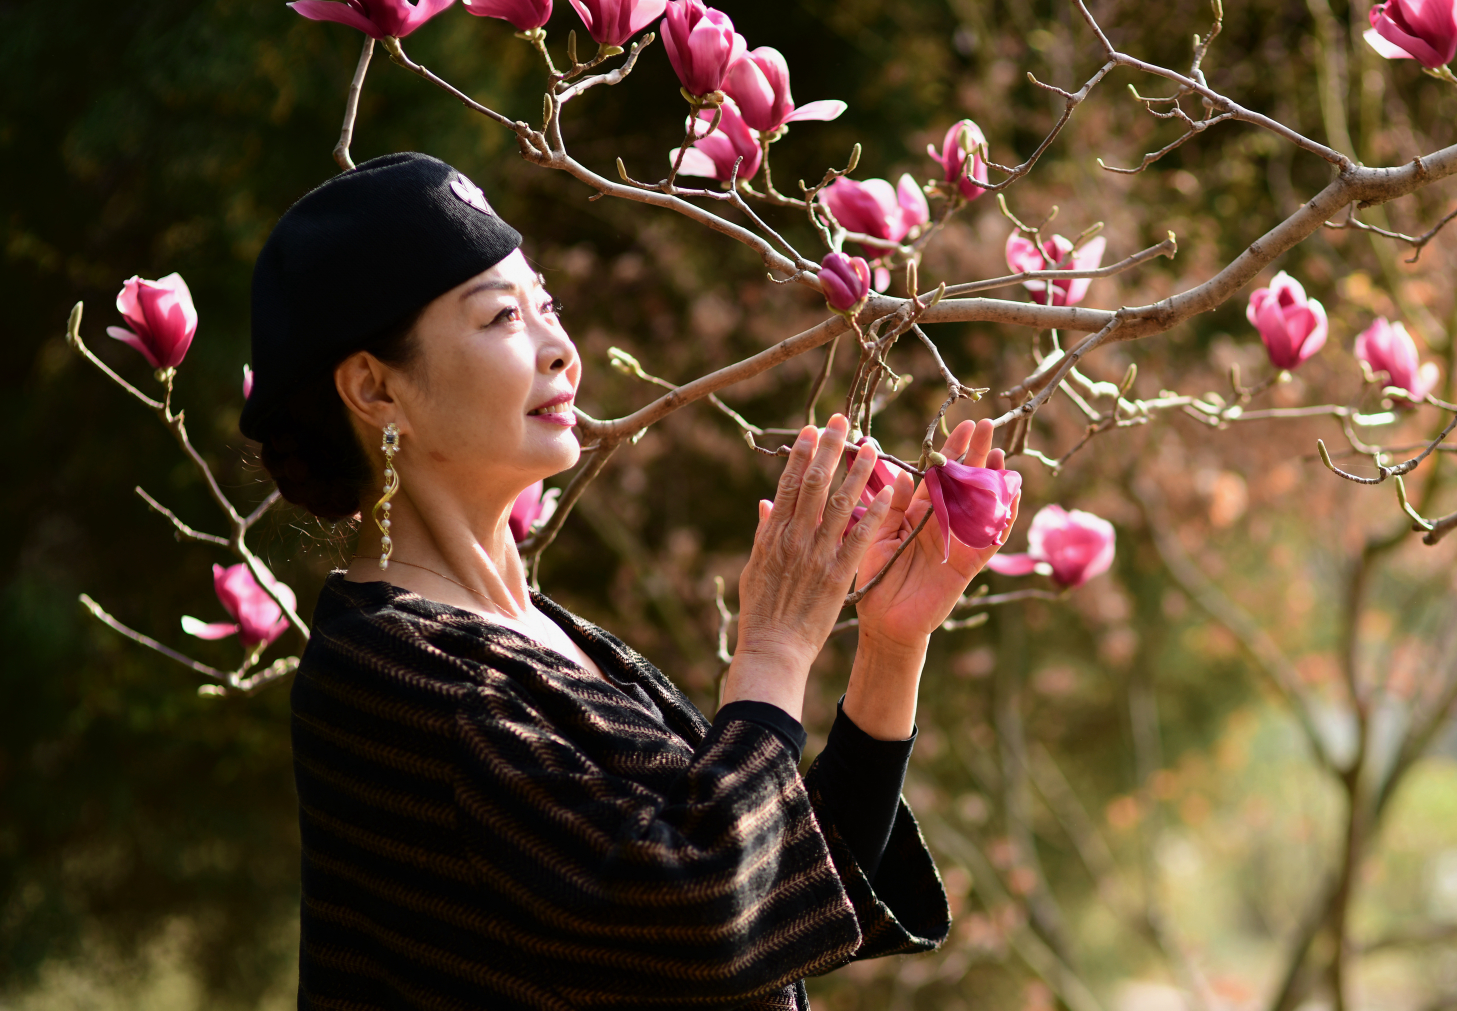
59, 0, 1457, 1005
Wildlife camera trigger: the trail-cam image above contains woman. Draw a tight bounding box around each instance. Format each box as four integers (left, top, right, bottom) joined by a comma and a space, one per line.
240, 153, 1017, 1010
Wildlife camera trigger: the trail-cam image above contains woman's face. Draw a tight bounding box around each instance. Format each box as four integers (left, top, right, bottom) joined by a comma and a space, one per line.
391, 249, 581, 502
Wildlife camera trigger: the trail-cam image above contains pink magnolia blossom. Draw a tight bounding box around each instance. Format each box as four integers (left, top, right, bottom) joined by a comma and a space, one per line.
987, 504, 1115, 589
182, 564, 296, 650
243, 364, 254, 400
669, 99, 762, 182
462, 0, 551, 31
818, 252, 872, 313
106, 273, 198, 370
1364, 0, 1457, 67
1355, 317, 1441, 404
819, 175, 930, 249
1245, 271, 1328, 370
1004, 231, 1107, 307
661, 0, 745, 97
924, 460, 1022, 560
509, 481, 560, 541
723, 47, 846, 134
842, 439, 898, 536
288, 0, 455, 39
845, 438, 898, 503
568, 0, 664, 47
928, 119, 989, 202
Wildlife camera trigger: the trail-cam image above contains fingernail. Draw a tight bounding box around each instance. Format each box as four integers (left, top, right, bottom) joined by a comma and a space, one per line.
797, 428, 814, 446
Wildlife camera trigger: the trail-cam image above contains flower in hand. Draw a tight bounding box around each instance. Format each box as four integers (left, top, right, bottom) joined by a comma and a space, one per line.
987, 504, 1115, 588
288, 0, 455, 39
1246, 271, 1327, 370
924, 458, 1021, 559
182, 564, 296, 651
850, 419, 1021, 646
107, 273, 198, 371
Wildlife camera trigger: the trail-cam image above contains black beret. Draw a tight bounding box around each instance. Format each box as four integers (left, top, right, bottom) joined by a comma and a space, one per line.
240, 152, 522, 439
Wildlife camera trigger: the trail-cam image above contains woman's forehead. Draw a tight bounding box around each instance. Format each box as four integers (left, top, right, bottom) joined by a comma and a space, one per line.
455, 251, 547, 303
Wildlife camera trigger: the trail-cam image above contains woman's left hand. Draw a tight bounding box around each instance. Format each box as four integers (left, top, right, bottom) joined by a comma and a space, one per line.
853, 419, 1019, 650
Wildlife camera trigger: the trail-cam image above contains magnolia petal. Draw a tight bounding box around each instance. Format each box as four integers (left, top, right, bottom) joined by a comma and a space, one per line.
986, 552, 1039, 576
1412, 361, 1441, 399
1365, 24, 1418, 57
924, 466, 953, 561
568, 0, 597, 33
288, 0, 388, 37
107, 326, 163, 368
724, 55, 776, 130
182, 616, 240, 640
1372, 11, 1448, 66
671, 145, 724, 179
627, 0, 667, 36
785, 99, 846, 122
1297, 299, 1329, 364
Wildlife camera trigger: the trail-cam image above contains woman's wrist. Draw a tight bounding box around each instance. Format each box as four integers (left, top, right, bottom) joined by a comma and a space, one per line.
719, 648, 813, 722
842, 632, 928, 741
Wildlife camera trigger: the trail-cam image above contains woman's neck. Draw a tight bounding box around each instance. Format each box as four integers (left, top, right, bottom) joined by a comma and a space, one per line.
345, 483, 529, 618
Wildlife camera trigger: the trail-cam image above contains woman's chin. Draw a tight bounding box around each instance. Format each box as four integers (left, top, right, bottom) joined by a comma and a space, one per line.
537, 433, 581, 474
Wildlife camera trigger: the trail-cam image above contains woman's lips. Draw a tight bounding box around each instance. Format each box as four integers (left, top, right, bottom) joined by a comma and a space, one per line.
527, 395, 576, 426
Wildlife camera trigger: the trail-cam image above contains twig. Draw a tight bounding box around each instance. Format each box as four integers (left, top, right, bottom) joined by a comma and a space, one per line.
712, 575, 734, 666
1324, 203, 1457, 263
937, 233, 1177, 299
79, 593, 298, 696
333, 37, 374, 171
80, 593, 231, 682
135, 487, 230, 547
518, 442, 619, 558
953, 587, 1065, 609
68, 304, 308, 641
843, 507, 933, 606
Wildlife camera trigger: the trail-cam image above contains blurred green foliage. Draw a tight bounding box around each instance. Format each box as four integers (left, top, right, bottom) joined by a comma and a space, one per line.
4, 0, 1457, 1006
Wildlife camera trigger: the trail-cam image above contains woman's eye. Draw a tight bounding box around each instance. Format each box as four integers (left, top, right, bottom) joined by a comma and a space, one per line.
541, 300, 563, 317
490, 306, 522, 326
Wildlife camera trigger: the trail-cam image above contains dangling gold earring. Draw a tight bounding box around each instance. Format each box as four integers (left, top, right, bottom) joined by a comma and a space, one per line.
373, 423, 400, 570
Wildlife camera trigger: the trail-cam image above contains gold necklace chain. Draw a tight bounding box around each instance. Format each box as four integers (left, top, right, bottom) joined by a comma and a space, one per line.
354, 556, 508, 611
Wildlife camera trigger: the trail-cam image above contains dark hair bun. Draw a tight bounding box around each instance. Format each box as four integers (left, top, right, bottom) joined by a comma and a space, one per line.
258, 372, 372, 521
255, 309, 422, 520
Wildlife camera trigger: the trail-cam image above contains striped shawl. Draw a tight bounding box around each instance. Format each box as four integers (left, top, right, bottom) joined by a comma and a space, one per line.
293, 574, 949, 1010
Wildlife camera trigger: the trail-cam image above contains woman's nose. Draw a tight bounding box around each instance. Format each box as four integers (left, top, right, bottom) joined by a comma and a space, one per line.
538, 332, 576, 374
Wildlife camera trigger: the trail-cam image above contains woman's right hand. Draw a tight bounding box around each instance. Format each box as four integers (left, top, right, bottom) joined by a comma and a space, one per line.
720, 414, 893, 721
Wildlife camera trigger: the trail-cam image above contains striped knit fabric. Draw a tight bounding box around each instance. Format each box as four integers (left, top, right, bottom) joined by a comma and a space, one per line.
293, 574, 949, 1010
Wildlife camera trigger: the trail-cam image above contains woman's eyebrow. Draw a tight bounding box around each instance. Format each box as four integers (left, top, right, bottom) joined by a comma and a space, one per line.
458, 275, 550, 302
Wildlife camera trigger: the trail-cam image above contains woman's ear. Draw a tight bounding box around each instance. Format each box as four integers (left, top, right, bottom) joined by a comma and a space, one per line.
335, 351, 400, 432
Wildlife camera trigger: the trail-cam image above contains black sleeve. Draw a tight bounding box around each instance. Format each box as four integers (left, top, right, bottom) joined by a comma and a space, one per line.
713, 700, 808, 764
808, 698, 916, 882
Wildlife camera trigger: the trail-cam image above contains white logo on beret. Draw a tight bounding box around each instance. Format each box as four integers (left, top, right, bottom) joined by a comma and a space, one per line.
450, 173, 496, 216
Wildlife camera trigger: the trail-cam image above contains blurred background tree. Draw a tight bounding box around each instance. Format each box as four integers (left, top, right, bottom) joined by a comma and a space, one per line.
2, 0, 1455, 1007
